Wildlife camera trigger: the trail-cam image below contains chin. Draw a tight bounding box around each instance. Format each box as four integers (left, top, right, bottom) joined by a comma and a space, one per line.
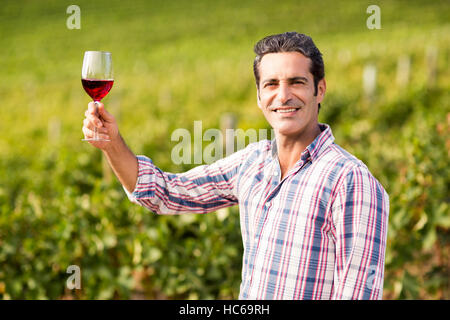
274, 125, 305, 137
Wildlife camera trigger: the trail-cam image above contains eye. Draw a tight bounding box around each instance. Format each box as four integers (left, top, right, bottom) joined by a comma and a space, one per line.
264, 82, 277, 88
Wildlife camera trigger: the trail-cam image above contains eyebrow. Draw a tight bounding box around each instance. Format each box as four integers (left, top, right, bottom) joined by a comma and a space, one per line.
262, 76, 309, 85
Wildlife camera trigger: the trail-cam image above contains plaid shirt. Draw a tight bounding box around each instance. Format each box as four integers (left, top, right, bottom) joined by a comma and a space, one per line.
125, 123, 389, 299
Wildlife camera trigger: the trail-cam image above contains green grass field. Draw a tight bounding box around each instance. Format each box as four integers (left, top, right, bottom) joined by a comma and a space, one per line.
0, 0, 449, 299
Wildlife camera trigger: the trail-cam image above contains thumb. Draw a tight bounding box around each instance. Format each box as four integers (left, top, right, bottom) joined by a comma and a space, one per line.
97, 104, 114, 122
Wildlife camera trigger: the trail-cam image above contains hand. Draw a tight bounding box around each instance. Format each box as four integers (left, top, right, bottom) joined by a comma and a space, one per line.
82, 102, 120, 150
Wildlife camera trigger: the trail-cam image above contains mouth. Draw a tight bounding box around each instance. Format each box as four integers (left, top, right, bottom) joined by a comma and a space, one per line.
271, 107, 301, 114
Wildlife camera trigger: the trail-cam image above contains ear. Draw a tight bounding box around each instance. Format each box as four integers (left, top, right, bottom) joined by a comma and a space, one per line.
316, 78, 326, 104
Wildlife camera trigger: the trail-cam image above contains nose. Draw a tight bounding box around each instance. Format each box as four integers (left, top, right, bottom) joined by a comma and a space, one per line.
277, 81, 292, 105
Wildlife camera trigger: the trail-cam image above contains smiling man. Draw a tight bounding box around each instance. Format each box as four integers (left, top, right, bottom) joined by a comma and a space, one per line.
82, 32, 389, 300
255, 48, 325, 180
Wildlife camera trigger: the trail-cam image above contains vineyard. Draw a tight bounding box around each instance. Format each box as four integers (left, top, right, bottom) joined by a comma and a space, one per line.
0, 0, 449, 299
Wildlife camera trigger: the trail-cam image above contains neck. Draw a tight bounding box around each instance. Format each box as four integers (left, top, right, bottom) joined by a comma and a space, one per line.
276, 123, 321, 179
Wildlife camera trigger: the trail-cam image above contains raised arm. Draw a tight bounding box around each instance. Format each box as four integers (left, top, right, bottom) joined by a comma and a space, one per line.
82, 102, 138, 193
83, 102, 253, 215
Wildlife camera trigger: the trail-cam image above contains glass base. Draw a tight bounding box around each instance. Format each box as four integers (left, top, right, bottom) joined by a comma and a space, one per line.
82, 138, 111, 142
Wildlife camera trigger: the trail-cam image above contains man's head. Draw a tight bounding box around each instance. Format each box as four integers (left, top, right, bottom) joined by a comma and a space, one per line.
253, 32, 326, 138
253, 32, 325, 111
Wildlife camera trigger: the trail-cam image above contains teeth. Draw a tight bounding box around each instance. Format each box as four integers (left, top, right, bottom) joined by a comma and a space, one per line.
276, 108, 297, 113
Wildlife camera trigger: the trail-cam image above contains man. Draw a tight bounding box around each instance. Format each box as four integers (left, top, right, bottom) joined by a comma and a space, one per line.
82, 32, 389, 300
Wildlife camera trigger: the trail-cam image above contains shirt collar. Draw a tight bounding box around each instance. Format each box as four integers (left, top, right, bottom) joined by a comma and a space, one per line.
270, 123, 335, 163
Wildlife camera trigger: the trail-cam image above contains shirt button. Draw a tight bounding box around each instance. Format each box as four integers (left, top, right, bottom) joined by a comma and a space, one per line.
265, 202, 271, 208
273, 171, 279, 176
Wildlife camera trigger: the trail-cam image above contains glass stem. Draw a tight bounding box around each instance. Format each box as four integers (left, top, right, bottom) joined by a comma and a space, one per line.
94, 101, 100, 140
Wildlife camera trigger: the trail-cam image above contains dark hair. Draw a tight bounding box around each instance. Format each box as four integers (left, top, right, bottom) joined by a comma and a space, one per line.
253, 32, 325, 111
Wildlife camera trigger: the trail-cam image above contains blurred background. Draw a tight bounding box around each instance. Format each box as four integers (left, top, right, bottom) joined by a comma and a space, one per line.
0, 0, 448, 299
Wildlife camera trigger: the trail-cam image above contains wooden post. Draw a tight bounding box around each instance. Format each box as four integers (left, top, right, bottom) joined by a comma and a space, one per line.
396, 55, 410, 88
425, 46, 438, 88
220, 113, 237, 157
47, 117, 61, 144
363, 63, 377, 101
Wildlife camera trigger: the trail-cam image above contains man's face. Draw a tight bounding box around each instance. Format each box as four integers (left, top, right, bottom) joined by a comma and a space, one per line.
257, 51, 326, 138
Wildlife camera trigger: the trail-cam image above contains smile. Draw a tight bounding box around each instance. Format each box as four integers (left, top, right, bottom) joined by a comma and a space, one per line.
272, 107, 301, 113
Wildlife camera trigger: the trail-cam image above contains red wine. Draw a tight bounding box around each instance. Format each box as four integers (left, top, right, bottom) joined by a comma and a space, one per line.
81, 79, 114, 101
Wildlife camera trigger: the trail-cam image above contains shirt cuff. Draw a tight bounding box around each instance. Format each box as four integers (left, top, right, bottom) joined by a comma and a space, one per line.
122, 155, 151, 204
123, 184, 137, 203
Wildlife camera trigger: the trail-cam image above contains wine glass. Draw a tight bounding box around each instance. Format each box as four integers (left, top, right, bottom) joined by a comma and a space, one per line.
81, 51, 114, 141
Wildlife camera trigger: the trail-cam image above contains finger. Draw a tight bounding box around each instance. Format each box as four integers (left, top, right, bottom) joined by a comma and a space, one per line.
83, 117, 95, 130
82, 126, 110, 140
88, 102, 96, 114
88, 102, 104, 115
83, 118, 93, 131
83, 118, 89, 128
97, 104, 114, 122
86, 114, 103, 128
82, 126, 93, 139
83, 118, 106, 132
